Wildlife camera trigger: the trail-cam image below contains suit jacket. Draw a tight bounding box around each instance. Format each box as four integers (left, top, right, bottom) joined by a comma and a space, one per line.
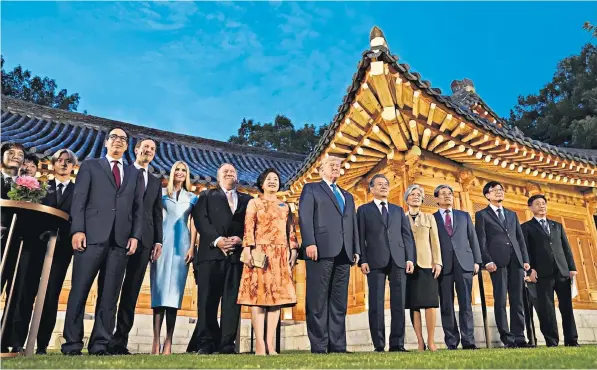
1, 173, 13, 200
434, 209, 482, 274
135, 169, 163, 249
522, 218, 576, 279
408, 212, 442, 268
357, 201, 415, 269
192, 187, 251, 265
298, 181, 360, 260
70, 158, 144, 248
42, 179, 75, 249
475, 205, 529, 268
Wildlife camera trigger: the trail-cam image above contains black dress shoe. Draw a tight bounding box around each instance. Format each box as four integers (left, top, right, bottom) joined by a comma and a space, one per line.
374, 347, 385, 352
565, 342, 580, 347
35, 348, 47, 355
463, 345, 479, 350
10, 346, 24, 354
516, 342, 532, 348
505, 343, 518, 349
447, 346, 458, 350
389, 346, 408, 352
217, 345, 236, 354
311, 350, 327, 354
64, 350, 83, 356
197, 347, 214, 355
111, 347, 132, 355
329, 350, 352, 353
90, 350, 111, 356
546, 343, 558, 348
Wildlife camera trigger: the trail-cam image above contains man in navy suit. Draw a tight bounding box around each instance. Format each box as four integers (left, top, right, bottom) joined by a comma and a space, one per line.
433, 184, 481, 350
62, 127, 144, 356
298, 156, 360, 354
522, 194, 579, 347
475, 181, 530, 348
110, 138, 164, 355
357, 174, 414, 352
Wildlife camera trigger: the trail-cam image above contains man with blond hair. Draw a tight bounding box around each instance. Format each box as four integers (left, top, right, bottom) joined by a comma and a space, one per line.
298, 155, 360, 354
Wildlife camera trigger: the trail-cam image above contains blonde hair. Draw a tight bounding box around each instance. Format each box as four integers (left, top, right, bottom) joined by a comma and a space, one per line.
318, 155, 343, 171
167, 161, 192, 198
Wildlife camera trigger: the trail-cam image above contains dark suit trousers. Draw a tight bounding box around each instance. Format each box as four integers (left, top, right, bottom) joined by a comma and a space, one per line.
367, 261, 406, 350
110, 244, 153, 350
535, 273, 578, 346
62, 241, 129, 353
305, 252, 351, 353
489, 251, 525, 346
4, 236, 73, 350
438, 258, 475, 348
187, 259, 243, 352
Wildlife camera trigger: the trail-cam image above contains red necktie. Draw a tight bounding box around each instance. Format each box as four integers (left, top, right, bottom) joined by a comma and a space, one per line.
445, 209, 453, 236
112, 160, 121, 189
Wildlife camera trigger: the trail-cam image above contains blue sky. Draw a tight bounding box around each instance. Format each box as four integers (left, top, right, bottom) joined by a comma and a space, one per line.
2, 1, 595, 142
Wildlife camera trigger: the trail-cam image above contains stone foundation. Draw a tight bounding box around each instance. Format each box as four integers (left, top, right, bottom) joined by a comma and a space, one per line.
20, 308, 597, 353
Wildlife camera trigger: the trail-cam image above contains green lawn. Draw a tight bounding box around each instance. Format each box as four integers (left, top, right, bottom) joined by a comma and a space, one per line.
3, 346, 597, 369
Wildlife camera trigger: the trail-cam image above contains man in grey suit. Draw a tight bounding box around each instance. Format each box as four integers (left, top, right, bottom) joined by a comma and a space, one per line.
475, 181, 530, 348
433, 185, 482, 350
62, 127, 144, 356
357, 174, 414, 352
298, 156, 360, 354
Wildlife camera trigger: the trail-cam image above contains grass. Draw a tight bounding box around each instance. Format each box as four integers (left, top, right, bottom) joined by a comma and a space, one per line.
3, 346, 597, 369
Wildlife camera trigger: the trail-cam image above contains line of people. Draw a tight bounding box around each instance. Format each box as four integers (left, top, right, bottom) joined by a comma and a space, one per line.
0, 129, 580, 356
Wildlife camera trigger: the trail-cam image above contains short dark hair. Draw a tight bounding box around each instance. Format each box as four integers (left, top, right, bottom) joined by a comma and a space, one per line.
483, 181, 504, 196
106, 127, 129, 141
23, 153, 39, 167
434, 184, 454, 197
256, 168, 281, 193
527, 194, 547, 206
1, 142, 25, 157
135, 137, 156, 150
369, 174, 390, 189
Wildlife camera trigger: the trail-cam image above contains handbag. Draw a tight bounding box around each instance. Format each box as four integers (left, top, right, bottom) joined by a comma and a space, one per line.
241, 249, 268, 268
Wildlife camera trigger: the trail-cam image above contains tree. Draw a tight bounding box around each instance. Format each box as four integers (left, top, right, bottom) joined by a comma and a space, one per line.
1, 55, 81, 111
228, 115, 328, 155
584, 21, 597, 38
507, 43, 597, 149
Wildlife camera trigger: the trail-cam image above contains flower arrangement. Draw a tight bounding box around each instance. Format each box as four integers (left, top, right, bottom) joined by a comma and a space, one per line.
7, 176, 48, 204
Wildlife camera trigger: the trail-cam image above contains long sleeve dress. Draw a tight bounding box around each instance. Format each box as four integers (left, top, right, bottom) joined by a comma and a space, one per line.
237, 196, 298, 307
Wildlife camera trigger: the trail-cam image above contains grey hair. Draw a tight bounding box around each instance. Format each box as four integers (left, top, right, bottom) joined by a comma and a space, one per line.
404, 184, 425, 202
51, 149, 78, 166
216, 163, 236, 180
318, 155, 343, 171
369, 174, 390, 190
434, 184, 454, 197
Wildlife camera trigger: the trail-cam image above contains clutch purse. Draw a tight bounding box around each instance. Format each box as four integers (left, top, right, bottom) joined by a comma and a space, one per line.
241, 249, 268, 268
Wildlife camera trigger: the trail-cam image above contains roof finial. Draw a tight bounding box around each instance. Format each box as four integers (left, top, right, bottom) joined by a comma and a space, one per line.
369, 26, 389, 51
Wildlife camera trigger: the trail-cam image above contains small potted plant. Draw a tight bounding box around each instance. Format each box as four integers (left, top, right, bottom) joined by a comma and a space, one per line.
7, 176, 48, 204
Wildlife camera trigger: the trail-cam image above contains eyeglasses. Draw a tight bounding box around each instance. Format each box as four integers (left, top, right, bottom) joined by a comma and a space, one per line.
108, 134, 128, 143
437, 192, 453, 197
489, 188, 505, 194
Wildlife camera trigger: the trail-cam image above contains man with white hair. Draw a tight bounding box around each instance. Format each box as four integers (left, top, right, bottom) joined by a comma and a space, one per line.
298, 155, 360, 354
187, 163, 252, 354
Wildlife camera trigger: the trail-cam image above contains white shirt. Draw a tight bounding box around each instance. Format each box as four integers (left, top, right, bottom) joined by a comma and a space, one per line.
213, 186, 238, 248
55, 179, 71, 193
373, 198, 388, 214
489, 203, 504, 219
2, 171, 17, 182
534, 217, 550, 233
439, 207, 454, 227
134, 162, 149, 188
323, 179, 345, 204
105, 155, 124, 183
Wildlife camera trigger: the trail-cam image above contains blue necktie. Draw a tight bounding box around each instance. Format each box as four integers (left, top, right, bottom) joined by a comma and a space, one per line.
331, 184, 345, 213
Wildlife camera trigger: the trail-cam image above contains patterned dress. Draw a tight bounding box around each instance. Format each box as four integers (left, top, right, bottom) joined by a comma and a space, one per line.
237, 196, 298, 307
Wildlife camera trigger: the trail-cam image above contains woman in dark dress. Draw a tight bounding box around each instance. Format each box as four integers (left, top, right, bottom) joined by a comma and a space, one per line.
404, 184, 442, 351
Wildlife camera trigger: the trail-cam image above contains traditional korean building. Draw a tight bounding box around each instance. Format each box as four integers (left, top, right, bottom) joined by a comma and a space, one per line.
2, 27, 597, 326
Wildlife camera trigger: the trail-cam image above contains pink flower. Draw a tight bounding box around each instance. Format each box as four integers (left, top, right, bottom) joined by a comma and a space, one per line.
15, 176, 41, 190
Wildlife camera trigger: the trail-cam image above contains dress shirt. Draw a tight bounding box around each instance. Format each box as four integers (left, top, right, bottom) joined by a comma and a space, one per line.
2, 171, 17, 182
105, 155, 124, 184
55, 179, 71, 193
439, 207, 454, 227
213, 186, 239, 248
486, 204, 506, 268
373, 198, 388, 214
534, 217, 550, 234
323, 179, 345, 204
134, 162, 149, 188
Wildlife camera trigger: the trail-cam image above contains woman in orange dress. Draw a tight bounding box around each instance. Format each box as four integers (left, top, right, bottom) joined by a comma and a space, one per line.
238, 168, 299, 356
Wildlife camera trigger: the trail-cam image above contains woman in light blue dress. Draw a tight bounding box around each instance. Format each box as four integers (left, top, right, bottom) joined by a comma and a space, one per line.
150, 161, 198, 355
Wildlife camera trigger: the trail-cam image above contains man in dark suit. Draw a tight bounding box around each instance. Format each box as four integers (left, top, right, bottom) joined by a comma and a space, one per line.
110, 138, 164, 355
4, 149, 78, 354
522, 194, 579, 347
357, 174, 414, 352
0, 142, 25, 353
62, 127, 144, 356
19, 153, 39, 177
433, 184, 482, 350
187, 163, 251, 354
298, 156, 360, 354
475, 181, 530, 348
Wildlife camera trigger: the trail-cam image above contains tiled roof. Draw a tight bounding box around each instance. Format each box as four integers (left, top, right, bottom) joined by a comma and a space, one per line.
0, 96, 305, 188
285, 46, 597, 187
